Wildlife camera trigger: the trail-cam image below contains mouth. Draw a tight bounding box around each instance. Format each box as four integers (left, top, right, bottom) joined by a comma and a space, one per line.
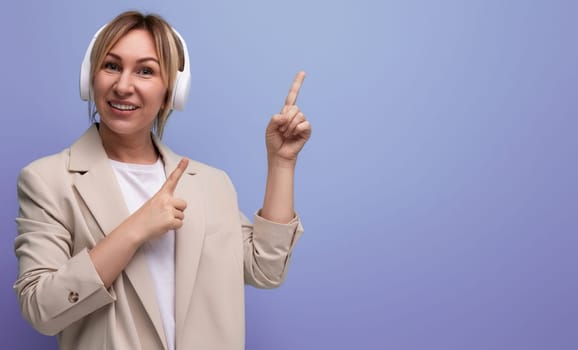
109, 102, 139, 111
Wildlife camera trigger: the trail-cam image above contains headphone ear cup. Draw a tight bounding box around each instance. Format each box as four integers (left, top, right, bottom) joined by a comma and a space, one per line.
79, 60, 90, 101
172, 70, 191, 111
79, 37, 95, 101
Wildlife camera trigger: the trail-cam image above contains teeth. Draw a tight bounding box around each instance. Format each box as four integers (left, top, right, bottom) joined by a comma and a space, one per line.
110, 103, 137, 111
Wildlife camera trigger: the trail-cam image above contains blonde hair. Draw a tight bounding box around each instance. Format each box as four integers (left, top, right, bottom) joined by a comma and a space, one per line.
89, 11, 185, 138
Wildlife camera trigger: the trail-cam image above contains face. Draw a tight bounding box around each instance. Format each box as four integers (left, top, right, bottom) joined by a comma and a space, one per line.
93, 29, 167, 139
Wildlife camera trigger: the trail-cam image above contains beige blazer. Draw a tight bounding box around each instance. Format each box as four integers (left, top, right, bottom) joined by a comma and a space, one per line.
14, 124, 303, 350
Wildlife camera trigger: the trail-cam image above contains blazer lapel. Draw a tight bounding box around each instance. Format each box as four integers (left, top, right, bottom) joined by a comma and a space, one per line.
154, 139, 206, 337
69, 125, 168, 350
70, 125, 129, 236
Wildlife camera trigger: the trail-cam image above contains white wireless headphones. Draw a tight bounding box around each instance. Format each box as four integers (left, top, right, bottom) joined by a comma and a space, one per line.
79, 23, 191, 111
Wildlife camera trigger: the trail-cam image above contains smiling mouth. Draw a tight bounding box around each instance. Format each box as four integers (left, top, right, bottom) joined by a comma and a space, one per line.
109, 102, 138, 111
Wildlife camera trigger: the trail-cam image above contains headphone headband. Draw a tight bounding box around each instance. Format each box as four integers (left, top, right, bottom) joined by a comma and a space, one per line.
79, 23, 191, 111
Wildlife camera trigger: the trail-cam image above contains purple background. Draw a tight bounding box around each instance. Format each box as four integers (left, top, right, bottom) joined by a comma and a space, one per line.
1, 1, 576, 349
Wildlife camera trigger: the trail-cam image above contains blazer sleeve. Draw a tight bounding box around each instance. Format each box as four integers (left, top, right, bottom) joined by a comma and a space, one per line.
241, 211, 304, 288
222, 168, 304, 289
14, 166, 115, 336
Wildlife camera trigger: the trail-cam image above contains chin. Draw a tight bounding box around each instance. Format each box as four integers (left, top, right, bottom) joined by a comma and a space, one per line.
99, 117, 154, 137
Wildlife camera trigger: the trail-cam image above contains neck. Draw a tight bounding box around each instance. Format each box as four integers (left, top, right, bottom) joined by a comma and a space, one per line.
98, 123, 159, 164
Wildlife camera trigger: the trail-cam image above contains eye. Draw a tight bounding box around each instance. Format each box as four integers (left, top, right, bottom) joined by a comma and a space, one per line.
103, 62, 120, 72
138, 66, 154, 76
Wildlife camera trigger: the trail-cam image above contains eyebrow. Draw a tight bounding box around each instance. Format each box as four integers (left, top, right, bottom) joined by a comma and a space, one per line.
106, 52, 160, 65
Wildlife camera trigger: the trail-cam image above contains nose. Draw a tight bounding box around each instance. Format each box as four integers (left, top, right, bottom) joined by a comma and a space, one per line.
113, 71, 134, 97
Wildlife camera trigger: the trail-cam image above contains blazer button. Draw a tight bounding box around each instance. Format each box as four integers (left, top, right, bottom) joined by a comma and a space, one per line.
68, 291, 79, 303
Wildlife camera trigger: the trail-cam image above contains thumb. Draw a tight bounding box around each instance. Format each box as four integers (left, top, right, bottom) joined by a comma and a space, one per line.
162, 158, 189, 193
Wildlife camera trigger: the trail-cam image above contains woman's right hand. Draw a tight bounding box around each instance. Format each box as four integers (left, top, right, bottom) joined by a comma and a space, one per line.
126, 158, 189, 243
89, 158, 189, 288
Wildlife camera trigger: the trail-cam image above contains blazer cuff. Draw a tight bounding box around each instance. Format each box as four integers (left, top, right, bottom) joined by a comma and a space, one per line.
253, 211, 304, 252
44, 248, 115, 319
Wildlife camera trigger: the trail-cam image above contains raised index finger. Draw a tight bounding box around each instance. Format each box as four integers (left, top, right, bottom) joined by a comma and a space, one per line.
284, 71, 306, 107
163, 157, 189, 193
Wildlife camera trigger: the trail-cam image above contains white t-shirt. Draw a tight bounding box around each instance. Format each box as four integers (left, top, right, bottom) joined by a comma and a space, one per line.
110, 158, 175, 350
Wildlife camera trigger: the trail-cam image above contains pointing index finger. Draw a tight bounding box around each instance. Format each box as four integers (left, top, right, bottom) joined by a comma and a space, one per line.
163, 158, 189, 193
284, 71, 306, 108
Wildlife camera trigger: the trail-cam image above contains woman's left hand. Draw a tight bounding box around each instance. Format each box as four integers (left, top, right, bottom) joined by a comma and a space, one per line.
266, 71, 312, 167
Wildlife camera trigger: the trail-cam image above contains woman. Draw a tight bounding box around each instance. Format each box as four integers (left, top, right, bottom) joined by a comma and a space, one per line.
14, 11, 310, 350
